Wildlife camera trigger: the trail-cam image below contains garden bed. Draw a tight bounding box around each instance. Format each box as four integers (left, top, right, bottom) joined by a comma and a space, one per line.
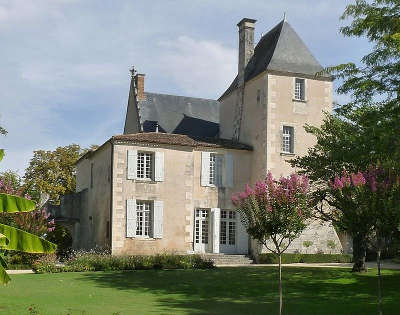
257, 253, 353, 264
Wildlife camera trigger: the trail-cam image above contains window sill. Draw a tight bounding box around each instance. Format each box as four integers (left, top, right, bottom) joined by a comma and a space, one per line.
292, 98, 307, 103
127, 236, 157, 240
280, 152, 295, 157
134, 179, 158, 184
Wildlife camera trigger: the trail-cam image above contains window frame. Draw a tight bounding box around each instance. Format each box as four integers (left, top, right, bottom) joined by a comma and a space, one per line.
135, 200, 153, 238
282, 125, 295, 154
209, 153, 217, 186
136, 151, 154, 181
294, 78, 306, 101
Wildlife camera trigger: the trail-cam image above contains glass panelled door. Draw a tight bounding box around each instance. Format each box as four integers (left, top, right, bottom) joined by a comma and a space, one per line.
194, 209, 210, 253
220, 210, 236, 254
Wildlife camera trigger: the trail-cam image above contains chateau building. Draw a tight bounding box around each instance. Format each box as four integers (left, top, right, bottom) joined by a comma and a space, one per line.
74, 18, 347, 257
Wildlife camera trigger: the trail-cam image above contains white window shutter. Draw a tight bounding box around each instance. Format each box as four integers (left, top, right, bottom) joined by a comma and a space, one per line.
126, 199, 137, 237
201, 152, 210, 187
211, 208, 220, 253
216, 155, 223, 187
224, 154, 234, 188
127, 150, 137, 180
154, 151, 164, 182
153, 200, 164, 238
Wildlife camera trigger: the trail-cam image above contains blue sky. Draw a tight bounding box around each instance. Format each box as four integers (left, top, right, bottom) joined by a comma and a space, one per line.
0, 0, 370, 174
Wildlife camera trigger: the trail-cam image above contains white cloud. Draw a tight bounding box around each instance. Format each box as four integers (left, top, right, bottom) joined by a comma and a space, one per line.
157, 36, 237, 98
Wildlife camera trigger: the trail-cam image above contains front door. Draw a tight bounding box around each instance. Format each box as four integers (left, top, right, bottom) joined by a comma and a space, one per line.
194, 209, 210, 253
220, 210, 237, 254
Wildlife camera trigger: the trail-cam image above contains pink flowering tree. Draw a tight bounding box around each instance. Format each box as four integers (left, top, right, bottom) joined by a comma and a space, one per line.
330, 166, 400, 314
232, 172, 312, 315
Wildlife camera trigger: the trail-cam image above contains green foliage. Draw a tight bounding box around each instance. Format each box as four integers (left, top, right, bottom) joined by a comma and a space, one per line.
258, 253, 353, 264
32, 253, 214, 273
0, 193, 36, 213
23, 144, 92, 204
46, 224, 73, 260
0, 127, 7, 136
0, 149, 56, 284
303, 241, 313, 248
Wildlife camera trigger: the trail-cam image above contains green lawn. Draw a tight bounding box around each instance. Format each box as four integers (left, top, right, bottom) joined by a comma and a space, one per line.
0, 267, 399, 315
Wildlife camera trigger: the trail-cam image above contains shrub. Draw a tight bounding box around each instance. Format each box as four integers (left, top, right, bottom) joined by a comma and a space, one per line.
33, 251, 214, 273
257, 253, 353, 264
32, 254, 63, 273
46, 224, 73, 260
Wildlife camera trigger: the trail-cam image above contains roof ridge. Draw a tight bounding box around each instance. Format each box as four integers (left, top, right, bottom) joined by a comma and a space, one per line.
144, 91, 218, 102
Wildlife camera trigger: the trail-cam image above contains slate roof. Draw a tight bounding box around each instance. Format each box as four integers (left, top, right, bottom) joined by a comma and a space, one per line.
220, 20, 332, 100
138, 92, 220, 137
112, 133, 252, 150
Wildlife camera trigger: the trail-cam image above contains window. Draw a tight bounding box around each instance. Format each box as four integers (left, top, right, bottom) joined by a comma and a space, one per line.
136, 201, 152, 237
257, 89, 261, 104
294, 78, 305, 101
220, 210, 236, 245
209, 153, 216, 185
282, 126, 294, 154
137, 152, 153, 180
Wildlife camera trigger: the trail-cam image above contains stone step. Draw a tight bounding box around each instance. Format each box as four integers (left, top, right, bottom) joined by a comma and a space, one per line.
201, 254, 254, 265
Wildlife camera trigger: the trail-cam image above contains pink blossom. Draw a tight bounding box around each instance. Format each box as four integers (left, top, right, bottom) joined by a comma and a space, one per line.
245, 184, 255, 197
231, 194, 240, 206
351, 171, 366, 187
332, 176, 344, 190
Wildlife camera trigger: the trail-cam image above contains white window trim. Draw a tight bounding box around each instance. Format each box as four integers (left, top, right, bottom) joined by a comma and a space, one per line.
281, 125, 295, 154
137, 151, 154, 181
293, 77, 306, 102
135, 200, 153, 238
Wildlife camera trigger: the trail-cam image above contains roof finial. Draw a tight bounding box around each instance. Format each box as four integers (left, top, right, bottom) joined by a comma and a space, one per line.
283, 12, 287, 22
130, 66, 136, 78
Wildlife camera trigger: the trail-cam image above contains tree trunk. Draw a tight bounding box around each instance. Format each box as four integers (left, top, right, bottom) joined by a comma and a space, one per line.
377, 248, 383, 315
352, 234, 368, 272
279, 254, 282, 315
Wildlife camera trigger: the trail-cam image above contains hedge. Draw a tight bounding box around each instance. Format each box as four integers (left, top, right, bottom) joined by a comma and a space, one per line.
257, 253, 353, 264
33, 253, 214, 273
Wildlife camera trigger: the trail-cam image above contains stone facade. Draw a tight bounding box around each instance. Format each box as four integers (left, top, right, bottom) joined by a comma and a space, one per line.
73, 17, 349, 257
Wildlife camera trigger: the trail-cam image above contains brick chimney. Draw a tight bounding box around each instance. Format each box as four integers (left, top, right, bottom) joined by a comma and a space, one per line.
135, 73, 146, 101
237, 18, 256, 86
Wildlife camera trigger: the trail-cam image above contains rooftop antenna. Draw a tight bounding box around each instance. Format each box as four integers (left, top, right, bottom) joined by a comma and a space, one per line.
283, 12, 287, 22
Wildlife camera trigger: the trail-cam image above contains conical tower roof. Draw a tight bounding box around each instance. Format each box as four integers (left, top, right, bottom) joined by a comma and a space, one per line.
220, 20, 331, 100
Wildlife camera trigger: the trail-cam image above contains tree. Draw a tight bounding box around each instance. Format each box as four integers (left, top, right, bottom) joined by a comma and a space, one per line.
329, 167, 400, 314
0, 149, 56, 284
23, 144, 97, 204
290, 0, 400, 269
232, 172, 312, 315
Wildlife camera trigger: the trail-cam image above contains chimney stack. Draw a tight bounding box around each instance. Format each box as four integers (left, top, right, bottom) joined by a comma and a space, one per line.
135, 73, 146, 101
237, 18, 257, 86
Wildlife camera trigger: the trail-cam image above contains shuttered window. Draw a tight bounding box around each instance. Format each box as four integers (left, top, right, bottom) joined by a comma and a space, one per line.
127, 149, 164, 182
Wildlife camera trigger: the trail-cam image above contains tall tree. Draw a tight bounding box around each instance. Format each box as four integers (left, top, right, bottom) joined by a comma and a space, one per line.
291, 0, 400, 271
23, 144, 97, 205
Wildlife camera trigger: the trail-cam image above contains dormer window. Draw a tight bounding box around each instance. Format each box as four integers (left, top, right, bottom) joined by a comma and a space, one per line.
294, 78, 305, 101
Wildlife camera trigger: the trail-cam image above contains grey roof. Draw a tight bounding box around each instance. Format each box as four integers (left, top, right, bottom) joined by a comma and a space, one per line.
220, 20, 331, 100
139, 92, 220, 137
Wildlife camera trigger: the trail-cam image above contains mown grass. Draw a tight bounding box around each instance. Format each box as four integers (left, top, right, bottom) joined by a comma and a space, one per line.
0, 267, 399, 314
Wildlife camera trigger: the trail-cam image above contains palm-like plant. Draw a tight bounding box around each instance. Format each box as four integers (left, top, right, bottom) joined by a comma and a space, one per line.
0, 149, 56, 284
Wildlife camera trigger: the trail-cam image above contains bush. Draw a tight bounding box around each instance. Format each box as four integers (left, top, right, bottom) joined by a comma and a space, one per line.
46, 224, 73, 261
32, 254, 63, 273
257, 253, 353, 264
33, 251, 214, 273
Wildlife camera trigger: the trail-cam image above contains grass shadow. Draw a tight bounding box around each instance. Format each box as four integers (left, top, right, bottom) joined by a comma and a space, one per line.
76, 267, 400, 315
